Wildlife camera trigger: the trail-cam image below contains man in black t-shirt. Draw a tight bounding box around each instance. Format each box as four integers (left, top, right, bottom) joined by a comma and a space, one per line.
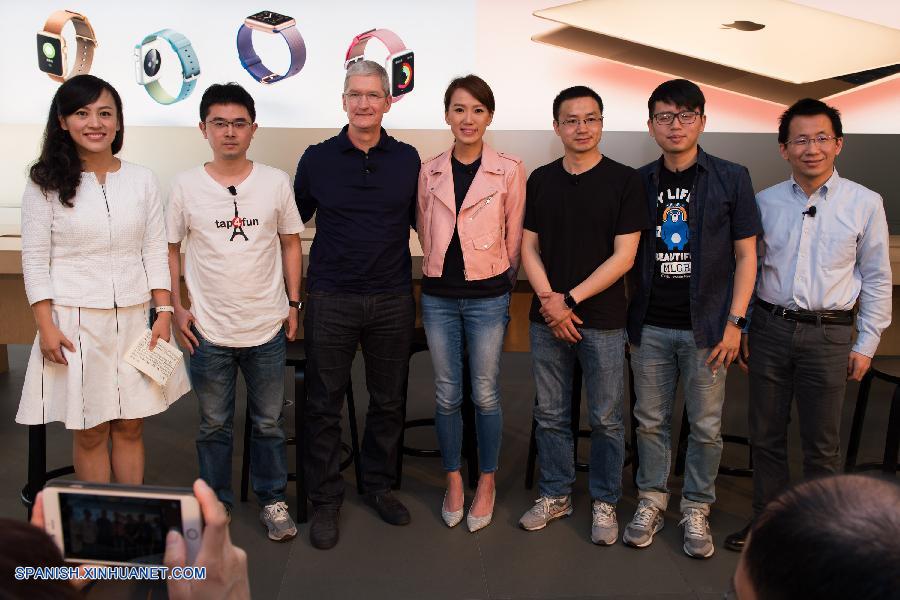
517, 86, 649, 546
624, 79, 761, 558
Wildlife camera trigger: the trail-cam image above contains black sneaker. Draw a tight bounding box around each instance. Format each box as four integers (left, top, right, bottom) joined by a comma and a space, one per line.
309, 506, 340, 550
363, 491, 411, 526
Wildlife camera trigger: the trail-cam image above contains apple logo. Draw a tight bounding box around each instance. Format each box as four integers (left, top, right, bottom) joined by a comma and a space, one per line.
722, 20, 766, 31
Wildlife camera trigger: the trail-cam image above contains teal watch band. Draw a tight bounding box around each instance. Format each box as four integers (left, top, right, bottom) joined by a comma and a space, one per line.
139, 29, 200, 105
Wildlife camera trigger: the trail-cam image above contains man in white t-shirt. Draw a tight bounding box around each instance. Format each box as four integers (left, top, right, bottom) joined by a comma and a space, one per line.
166, 83, 303, 542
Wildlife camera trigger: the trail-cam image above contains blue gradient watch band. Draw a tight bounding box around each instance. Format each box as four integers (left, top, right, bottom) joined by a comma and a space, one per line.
141, 29, 200, 104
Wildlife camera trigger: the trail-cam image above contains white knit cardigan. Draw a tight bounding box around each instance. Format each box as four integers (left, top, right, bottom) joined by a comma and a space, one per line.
20, 161, 171, 309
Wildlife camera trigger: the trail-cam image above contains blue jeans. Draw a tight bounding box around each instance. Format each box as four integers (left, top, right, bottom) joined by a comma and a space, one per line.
630, 325, 726, 513
190, 326, 287, 508
421, 292, 510, 473
530, 323, 626, 504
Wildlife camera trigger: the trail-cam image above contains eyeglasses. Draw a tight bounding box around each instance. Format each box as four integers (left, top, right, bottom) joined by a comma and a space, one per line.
205, 119, 253, 131
557, 116, 603, 129
785, 134, 839, 148
344, 92, 387, 103
652, 111, 702, 125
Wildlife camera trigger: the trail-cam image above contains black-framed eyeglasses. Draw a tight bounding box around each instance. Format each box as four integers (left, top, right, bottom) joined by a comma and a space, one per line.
785, 134, 839, 148
652, 111, 702, 125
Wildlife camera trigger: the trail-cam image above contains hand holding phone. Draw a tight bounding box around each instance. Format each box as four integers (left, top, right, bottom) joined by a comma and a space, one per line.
165, 479, 250, 600
40, 481, 202, 567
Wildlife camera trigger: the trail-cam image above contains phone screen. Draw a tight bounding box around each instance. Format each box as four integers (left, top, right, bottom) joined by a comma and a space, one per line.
58, 492, 183, 564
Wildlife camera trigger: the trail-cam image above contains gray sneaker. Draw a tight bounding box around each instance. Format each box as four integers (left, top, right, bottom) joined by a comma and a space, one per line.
260, 501, 298, 542
679, 508, 714, 558
622, 499, 664, 548
590, 500, 618, 545
518, 496, 573, 531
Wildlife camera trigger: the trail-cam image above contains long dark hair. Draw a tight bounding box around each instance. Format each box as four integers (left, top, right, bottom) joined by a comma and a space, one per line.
29, 74, 124, 207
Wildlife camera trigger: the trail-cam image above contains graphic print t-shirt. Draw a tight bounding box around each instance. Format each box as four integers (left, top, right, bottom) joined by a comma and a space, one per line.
166, 163, 304, 347
644, 163, 696, 329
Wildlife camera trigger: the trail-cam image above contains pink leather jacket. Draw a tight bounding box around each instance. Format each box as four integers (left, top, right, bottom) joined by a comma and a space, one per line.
417, 143, 526, 281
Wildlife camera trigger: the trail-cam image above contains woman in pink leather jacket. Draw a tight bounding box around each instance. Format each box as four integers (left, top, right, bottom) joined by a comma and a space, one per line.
416, 75, 526, 532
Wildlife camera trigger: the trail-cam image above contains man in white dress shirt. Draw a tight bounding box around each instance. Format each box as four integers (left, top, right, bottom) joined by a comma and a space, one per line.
726, 98, 892, 551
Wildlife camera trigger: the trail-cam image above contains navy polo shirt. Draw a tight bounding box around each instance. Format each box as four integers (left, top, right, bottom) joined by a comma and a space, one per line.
294, 125, 420, 294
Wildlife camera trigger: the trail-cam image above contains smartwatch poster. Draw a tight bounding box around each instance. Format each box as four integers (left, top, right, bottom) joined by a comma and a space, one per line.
2, 0, 897, 131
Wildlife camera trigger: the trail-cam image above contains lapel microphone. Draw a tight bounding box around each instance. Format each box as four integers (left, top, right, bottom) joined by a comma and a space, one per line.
227, 185, 237, 196
802, 205, 817, 217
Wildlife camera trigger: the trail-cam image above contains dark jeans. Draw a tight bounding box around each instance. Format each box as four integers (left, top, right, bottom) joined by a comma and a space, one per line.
190, 326, 288, 508
748, 308, 853, 515
303, 292, 414, 507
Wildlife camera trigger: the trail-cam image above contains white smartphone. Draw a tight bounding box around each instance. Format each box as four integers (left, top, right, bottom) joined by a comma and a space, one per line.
41, 481, 203, 567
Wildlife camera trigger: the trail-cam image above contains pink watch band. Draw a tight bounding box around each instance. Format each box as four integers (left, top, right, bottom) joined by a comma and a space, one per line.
344, 28, 406, 63
344, 28, 410, 102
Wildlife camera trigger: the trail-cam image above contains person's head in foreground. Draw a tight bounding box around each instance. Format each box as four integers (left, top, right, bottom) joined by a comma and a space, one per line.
731, 474, 900, 600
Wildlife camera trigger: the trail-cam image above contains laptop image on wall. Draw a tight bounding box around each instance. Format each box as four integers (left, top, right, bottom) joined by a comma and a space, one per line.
532, 0, 900, 105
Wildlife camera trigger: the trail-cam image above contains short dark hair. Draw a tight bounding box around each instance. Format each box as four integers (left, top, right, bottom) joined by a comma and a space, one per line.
647, 79, 705, 119
199, 83, 256, 122
552, 86, 603, 121
778, 97, 843, 144
744, 475, 900, 600
444, 74, 495, 114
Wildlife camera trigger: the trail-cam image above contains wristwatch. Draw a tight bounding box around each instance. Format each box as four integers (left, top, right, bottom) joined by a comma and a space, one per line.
288, 300, 304, 311
237, 10, 306, 84
344, 28, 414, 100
727, 313, 748, 328
36, 10, 97, 83
134, 29, 200, 105
563, 292, 579, 310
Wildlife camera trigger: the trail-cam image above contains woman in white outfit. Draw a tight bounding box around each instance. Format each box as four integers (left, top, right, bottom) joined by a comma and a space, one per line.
17, 75, 190, 483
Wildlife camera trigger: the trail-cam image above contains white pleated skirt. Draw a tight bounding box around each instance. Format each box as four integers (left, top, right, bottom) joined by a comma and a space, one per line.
16, 302, 191, 430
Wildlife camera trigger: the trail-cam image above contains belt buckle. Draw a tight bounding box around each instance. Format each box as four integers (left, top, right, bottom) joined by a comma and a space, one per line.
773, 306, 787, 318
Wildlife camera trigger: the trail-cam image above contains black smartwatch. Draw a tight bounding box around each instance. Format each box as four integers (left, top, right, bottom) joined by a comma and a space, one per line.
727, 313, 747, 328
288, 300, 303, 311
563, 292, 578, 310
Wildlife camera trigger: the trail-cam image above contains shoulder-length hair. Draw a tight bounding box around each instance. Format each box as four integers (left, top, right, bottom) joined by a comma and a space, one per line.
29, 74, 124, 207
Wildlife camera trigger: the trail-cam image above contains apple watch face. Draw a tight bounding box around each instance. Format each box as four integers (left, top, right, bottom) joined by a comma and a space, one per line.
36, 33, 64, 76
143, 48, 162, 78
134, 39, 166, 84
248, 11, 293, 27
390, 51, 414, 97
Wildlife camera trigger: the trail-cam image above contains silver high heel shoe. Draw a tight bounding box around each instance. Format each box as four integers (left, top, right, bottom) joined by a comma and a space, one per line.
466, 489, 496, 533
442, 490, 464, 528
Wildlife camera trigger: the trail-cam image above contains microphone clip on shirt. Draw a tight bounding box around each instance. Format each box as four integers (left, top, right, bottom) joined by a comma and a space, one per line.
227, 185, 237, 196
802, 205, 817, 217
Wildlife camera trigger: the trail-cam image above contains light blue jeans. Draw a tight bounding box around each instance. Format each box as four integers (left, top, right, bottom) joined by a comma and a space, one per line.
630, 325, 726, 514
530, 322, 626, 504
421, 292, 510, 473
